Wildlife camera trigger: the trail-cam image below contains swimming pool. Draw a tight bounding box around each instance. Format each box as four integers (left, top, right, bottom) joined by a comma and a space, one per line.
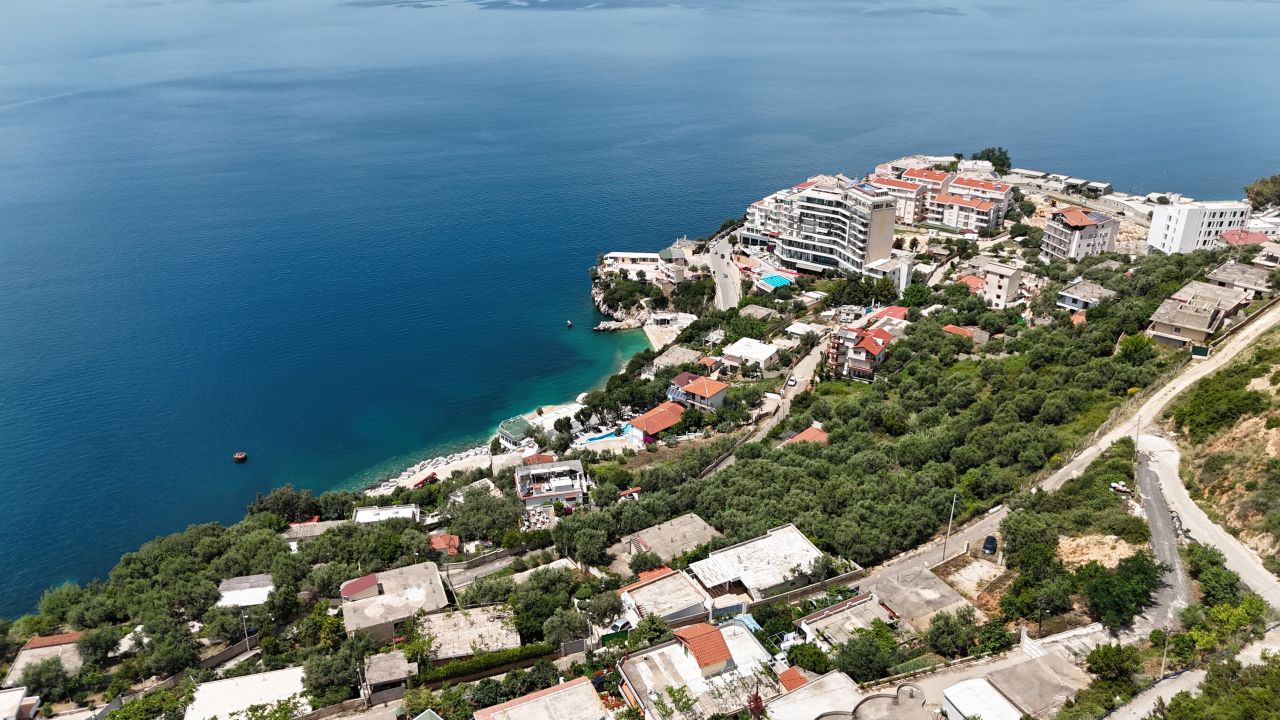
586, 424, 631, 442
761, 274, 792, 288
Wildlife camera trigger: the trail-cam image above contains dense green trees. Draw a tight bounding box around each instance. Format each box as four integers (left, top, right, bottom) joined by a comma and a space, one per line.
301, 634, 372, 706
1245, 174, 1280, 210
1167, 344, 1279, 442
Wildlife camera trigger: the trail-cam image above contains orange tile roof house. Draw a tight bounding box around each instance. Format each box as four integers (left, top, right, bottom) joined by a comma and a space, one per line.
629, 401, 684, 439
619, 620, 782, 717
777, 666, 810, 692
669, 375, 729, 412
780, 424, 829, 447
429, 533, 461, 556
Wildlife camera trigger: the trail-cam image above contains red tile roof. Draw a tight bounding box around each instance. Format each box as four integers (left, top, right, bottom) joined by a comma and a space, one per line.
950, 176, 1011, 193
778, 666, 810, 691
781, 425, 829, 447
630, 401, 685, 436
523, 453, 556, 466
1222, 229, 1269, 246
870, 176, 924, 192
943, 324, 975, 338
683, 377, 729, 399
22, 631, 84, 650
673, 623, 733, 668
474, 676, 597, 720
870, 305, 909, 321
956, 274, 984, 292
289, 516, 321, 527
794, 180, 818, 189
618, 486, 643, 498
670, 371, 701, 389
697, 356, 719, 367
430, 533, 461, 555
618, 567, 675, 595
903, 168, 952, 183
340, 572, 379, 598
1053, 206, 1102, 227
935, 193, 995, 211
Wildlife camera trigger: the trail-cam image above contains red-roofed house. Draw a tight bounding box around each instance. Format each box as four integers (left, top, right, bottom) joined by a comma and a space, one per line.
617, 567, 676, 595
778, 666, 810, 692
673, 624, 734, 674
340, 573, 380, 601
522, 453, 556, 466
669, 371, 701, 390
671, 376, 729, 412
902, 167, 954, 193
629, 401, 685, 440
1221, 228, 1269, 246
827, 326, 894, 379
870, 305, 909, 321
430, 533, 461, 556
1042, 206, 1120, 262
618, 619, 781, 717
618, 486, 643, 502
781, 424, 829, 447
956, 274, 985, 293
943, 324, 975, 338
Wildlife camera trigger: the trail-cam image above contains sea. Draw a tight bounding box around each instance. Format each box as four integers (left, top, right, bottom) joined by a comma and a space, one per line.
1, 0, 1278, 618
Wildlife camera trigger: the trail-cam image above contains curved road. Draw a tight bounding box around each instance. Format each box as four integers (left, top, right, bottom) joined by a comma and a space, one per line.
707, 234, 741, 310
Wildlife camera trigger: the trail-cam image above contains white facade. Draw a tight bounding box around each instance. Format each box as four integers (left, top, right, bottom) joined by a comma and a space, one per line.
982, 263, 1023, 309
1146, 200, 1250, 254
949, 176, 1014, 217
868, 176, 927, 224
741, 175, 896, 275
1041, 207, 1120, 263
185, 667, 308, 720
930, 194, 999, 232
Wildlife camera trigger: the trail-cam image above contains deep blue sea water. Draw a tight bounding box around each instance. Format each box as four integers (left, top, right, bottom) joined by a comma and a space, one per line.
1, 0, 1278, 617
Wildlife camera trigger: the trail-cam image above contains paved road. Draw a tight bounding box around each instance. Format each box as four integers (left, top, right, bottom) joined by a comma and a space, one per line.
1140, 432, 1280, 607
707, 234, 741, 310
1134, 447, 1192, 629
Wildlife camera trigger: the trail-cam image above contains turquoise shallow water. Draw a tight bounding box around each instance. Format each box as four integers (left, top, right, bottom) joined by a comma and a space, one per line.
1, 0, 1279, 616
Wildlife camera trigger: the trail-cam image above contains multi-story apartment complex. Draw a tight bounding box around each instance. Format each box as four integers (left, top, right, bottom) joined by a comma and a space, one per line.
901, 167, 953, 194
1146, 200, 1250, 254
1041, 206, 1120, 263
929, 194, 999, 232
949, 176, 1013, 217
868, 176, 928, 224
981, 261, 1023, 309
826, 327, 894, 380
741, 175, 895, 275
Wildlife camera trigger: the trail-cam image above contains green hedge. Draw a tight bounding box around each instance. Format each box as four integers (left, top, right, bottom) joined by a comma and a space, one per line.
420, 642, 556, 683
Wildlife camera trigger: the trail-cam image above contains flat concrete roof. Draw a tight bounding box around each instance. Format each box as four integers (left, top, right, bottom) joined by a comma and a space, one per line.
620, 621, 779, 717
473, 676, 607, 720
1208, 261, 1271, 290
764, 671, 861, 720
798, 594, 897, 648
985, 653, 1090, 717
623, 571, 710, 620
1171, 280, 1248, 311
352, 505, 419, 524
622, 513, 722, 561
342, 563, 448, 634
0, 687, 33, 718
943, 678, 1021, 720
364, 650, 417, 687
2, 644, 82, 688
184, 667, 307, 720
689, 524, 825, 598
216, 573, 275, 608
1058, 279, 1116, 304
419, 606, 521, 661
280, 520, 346, 541
652, 345, 703, 369
862, 566, 975, 632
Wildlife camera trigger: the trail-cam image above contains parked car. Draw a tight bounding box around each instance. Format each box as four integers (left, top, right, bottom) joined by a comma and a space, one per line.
787, 376, 797, 386
983, 535, 998, 555
608, 618, 632, 633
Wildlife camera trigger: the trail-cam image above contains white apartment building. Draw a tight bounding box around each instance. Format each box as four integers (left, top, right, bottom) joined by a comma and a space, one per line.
949, 176, 1013, 217
1146, 200, 1251, 254
982, 262, 1023, 309
868, 176, 928, 224
902, 167, 953, 194
1041, 206, 1119, 263
930, 194, 999, 232
741, 175, 896, 275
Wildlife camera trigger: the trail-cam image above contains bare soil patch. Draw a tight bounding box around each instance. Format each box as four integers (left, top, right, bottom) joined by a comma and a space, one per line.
1056, 534, 1140, 570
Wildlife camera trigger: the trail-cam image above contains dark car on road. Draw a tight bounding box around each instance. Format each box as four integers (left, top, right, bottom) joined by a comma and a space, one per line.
983, 535, 998, 555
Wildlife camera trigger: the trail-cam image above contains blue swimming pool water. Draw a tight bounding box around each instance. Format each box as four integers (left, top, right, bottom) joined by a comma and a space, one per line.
762, 274, 793, 288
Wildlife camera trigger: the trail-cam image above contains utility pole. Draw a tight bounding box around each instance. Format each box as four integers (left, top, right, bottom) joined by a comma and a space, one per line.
1160, 625, 1170, 677
240, 609, 250, 654
941, 492, 958, 562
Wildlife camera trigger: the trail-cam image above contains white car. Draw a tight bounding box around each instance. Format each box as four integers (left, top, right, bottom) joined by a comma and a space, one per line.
787, 376, 797, 386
